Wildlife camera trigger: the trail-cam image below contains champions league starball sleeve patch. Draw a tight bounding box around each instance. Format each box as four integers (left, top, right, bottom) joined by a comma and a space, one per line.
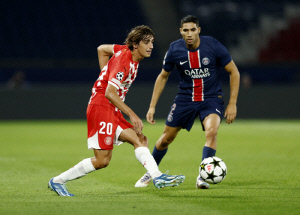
116, 72, 124, 81
109, 71, 125, 89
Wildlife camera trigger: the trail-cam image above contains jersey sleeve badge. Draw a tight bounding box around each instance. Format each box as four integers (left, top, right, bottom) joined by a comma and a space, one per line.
116, 72, 124, 81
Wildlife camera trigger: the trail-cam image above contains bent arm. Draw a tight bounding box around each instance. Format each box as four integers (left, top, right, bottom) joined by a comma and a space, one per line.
224, 60, 240, 124
97, 45, 114, 70
105, 84, 143, 134
147, 69, 171, 124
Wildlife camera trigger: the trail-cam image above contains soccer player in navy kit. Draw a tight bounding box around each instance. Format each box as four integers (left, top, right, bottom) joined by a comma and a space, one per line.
135, 15, 240, 189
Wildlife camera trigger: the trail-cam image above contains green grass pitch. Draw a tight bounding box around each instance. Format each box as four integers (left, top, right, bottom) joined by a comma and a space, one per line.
0, 120, 299, 215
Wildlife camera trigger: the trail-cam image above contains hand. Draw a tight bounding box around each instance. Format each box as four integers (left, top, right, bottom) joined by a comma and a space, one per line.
146, 107, 155, 125
224, 103, 237, 124
129, 113, 143, 134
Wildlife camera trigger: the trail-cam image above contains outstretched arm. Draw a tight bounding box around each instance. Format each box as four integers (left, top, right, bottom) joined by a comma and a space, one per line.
97, 45, 114, 70
147, 69, 171, 124
105, 84, 143, 134
224, 60, 240, 124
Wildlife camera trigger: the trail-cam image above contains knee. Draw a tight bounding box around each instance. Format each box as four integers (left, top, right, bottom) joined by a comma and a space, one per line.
205, 127, 218, 141
142, 136, 149, 147
137, 133, 148, 147
160, 135, 174, 148
92, 158, 110, 170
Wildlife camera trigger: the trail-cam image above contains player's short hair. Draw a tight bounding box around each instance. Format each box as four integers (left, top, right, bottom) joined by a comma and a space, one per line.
124, 25, 155, 51
180, 15, 199, 27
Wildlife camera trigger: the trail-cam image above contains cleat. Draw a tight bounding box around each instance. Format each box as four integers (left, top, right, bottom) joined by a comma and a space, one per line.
135, 172, 152, 187
153, 174, 185, 189
48, 178, 74, 196
177, 175, 185, 184
196, 174, 209, 189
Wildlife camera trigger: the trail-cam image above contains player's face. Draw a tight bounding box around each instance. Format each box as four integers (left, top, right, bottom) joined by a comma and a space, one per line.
180, 22, 201, 49
137, 35, 154, 58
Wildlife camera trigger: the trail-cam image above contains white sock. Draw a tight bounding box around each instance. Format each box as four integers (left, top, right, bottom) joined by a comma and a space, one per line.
53, 158, 96, 184
135, 147, 162, 178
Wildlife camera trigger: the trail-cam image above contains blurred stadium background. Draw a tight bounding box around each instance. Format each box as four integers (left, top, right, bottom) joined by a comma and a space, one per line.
1, 0, 300, 119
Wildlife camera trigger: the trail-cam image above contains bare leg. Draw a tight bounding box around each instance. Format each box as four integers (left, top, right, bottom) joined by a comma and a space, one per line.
203, 114, 221, 150
156, 125, 181, 150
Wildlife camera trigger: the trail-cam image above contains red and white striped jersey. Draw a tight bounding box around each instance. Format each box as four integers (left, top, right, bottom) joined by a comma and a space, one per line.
89, 45, 139, 109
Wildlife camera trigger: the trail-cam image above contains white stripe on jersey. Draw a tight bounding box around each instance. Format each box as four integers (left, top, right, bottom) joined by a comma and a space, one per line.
108, 81, 119, 90
97, 65, 108, 87
192, 79, 194, 102
187, 50, 201, 68
198, 50, 201, 67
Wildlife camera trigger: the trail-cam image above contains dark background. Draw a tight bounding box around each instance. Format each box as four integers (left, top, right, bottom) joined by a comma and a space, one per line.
1, 0, 300, 119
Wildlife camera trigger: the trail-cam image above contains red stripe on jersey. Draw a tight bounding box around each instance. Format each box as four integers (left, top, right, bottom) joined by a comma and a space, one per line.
189, 50, 203, 101
193, 79, 204, 101
188, 50, 201, 68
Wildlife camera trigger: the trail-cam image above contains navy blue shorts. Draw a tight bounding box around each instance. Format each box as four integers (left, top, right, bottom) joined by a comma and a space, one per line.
165, 98, 224, 131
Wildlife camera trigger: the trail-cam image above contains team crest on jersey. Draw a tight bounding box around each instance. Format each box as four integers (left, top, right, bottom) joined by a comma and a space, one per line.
104, 137, 112, 145
202, 57, 210, 65
116, 72, 124, 81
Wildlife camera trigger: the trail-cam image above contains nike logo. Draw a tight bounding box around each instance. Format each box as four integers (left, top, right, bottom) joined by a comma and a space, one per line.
180, 61, 188, 65
216, 109, 221, 114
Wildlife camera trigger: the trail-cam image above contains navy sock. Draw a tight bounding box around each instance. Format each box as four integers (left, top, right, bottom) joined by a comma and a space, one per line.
152, 146, 168, 166
202, 146, 216, 161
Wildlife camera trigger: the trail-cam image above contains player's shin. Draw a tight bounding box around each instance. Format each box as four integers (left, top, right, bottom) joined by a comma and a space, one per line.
53, 158, 96, 184
135, 147, 162, 178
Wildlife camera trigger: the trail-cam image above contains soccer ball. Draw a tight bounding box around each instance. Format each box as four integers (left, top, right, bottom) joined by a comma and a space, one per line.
199, 156, 227, 184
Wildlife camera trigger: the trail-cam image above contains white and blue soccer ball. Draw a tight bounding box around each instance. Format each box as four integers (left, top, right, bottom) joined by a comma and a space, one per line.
199, 156, 227, 184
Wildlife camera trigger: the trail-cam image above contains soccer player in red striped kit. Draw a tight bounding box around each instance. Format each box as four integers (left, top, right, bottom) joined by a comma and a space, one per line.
135, 15, 240, 189
48, 25, 184, 196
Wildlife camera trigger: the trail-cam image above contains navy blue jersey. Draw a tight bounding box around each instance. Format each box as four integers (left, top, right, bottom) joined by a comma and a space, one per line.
163, 36, 232, 102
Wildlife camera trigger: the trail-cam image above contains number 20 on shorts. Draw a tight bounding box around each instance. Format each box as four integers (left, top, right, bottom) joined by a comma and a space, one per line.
99, 122, 113, 135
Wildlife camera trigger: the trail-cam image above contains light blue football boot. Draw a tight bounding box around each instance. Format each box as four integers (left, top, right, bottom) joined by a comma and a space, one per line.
153, 174, 185, 189
48, 178, 74, 196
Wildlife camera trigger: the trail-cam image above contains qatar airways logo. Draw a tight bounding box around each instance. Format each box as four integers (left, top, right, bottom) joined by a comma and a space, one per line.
184, 68, 210, 79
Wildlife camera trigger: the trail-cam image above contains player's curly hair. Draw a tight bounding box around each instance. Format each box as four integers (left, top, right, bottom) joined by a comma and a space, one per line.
124, 25, 155, 51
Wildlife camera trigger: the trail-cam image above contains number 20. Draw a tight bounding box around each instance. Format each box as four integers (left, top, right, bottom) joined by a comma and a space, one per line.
99, 122, 112, 135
